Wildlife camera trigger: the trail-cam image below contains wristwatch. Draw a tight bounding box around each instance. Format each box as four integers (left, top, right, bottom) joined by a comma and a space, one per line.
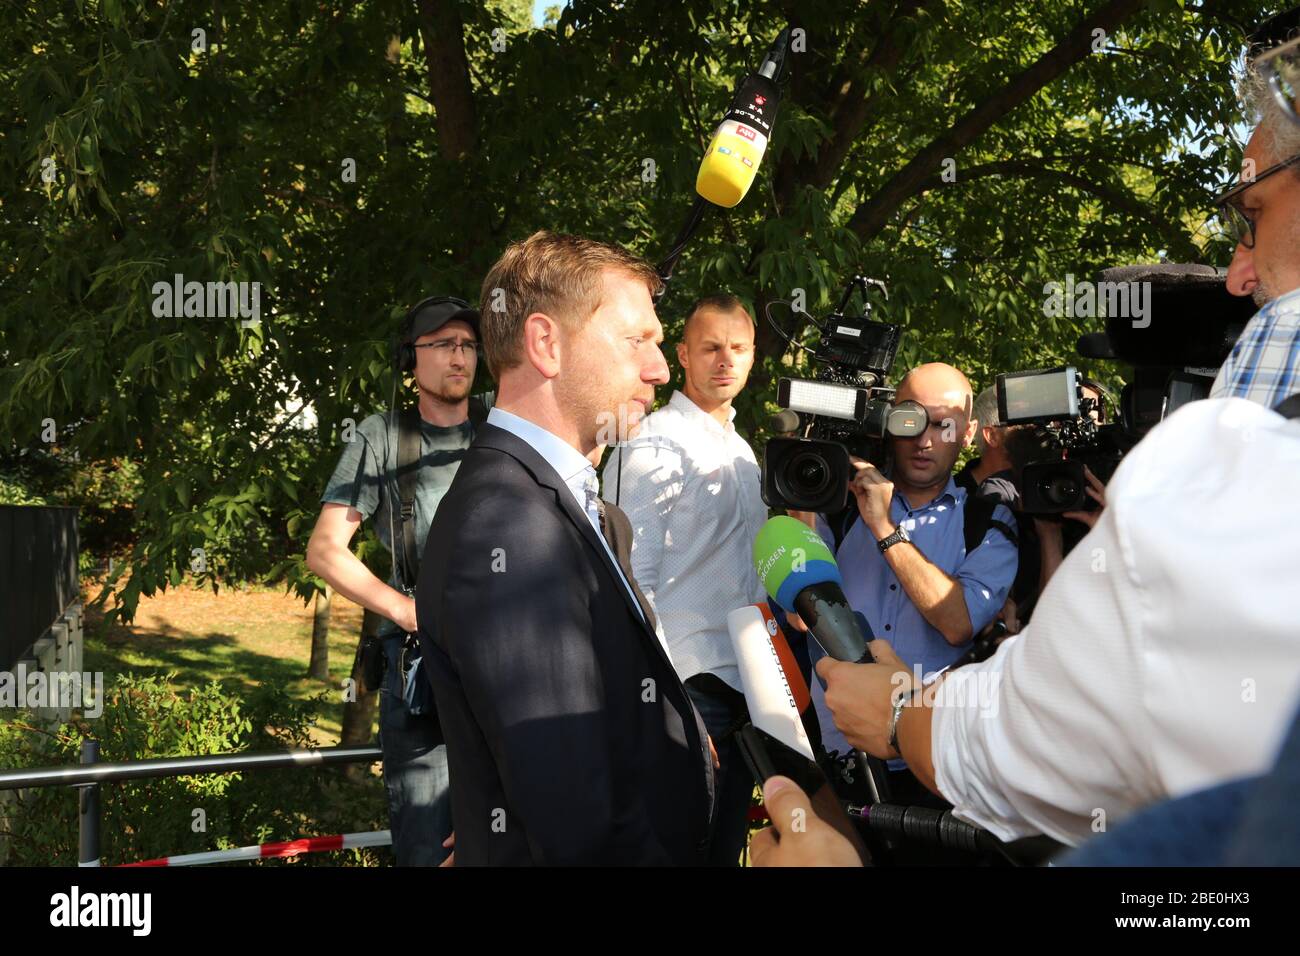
887, 685, 922, 756
876, 524, 911, 554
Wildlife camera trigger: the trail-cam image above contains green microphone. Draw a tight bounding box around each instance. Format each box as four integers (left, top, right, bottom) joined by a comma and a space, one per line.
752, 516, 876, 664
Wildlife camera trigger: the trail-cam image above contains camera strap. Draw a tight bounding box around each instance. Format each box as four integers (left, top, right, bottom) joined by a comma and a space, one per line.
395, 408, 423, 594
392, 396, 490, 592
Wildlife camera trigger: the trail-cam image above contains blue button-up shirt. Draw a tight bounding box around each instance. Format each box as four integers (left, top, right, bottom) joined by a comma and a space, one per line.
810, 477, 1019, 763
1210, 287, 1300, 410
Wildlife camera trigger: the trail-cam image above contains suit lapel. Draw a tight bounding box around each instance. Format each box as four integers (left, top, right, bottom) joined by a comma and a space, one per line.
474, 424, 671, 662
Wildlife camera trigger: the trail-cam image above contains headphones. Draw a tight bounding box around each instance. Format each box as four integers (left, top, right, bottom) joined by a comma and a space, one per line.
394, 295, 473, 373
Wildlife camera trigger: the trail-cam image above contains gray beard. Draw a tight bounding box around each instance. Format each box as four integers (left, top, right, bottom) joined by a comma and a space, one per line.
1253, 283, 1273, 308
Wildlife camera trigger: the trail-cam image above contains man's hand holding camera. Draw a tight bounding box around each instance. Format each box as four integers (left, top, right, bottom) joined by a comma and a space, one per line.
848, 455, 895, 539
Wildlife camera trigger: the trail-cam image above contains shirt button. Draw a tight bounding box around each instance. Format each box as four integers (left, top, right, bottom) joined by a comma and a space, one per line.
889, 584, 897, 591
884, 624, 892, 631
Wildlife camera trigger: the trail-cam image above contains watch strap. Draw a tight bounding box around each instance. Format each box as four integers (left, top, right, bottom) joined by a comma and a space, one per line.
877, 525, 911, 554
887, 685, 922, 756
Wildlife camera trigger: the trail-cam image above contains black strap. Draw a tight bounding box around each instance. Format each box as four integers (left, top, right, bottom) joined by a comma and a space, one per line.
468, 393, 489, 428
961, 492, 1018, 555
828, 501, 857, 553
395, 408, 423, 592
1273, 392, 1300, 420
392, 394, 491, 591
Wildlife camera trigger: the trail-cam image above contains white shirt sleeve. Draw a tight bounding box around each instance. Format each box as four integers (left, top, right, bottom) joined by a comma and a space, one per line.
931, 398, 1300, 847
931, 500, 1153, 846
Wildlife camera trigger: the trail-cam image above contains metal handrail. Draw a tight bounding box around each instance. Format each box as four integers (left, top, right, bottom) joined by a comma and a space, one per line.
0, 742, 383, 866
0, 745, 383, 791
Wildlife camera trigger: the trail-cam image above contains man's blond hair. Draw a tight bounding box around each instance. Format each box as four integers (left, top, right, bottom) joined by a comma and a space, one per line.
478, 230, 662, 379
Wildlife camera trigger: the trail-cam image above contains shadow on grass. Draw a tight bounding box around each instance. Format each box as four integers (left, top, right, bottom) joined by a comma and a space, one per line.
84, 627, 312, 704
80, 589, 371, 745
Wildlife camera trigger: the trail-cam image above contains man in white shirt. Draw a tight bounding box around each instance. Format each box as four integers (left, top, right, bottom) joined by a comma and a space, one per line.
602, 294, 768, 865
813, 396, 1300, 849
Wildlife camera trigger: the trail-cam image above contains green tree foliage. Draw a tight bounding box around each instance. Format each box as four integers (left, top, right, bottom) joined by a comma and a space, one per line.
0, 0, 1267, 621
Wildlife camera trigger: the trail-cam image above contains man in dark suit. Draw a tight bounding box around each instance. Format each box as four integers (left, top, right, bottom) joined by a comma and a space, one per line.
416, 231, 715, 865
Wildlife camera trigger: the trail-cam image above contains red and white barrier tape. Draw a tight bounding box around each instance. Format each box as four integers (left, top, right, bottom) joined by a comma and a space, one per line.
118, 830, 391, 867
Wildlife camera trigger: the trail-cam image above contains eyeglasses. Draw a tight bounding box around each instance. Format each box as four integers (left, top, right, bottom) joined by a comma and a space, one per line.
1212, 153, 1300, 249
1257, 34, 1300, 129
413, 340, 481, 357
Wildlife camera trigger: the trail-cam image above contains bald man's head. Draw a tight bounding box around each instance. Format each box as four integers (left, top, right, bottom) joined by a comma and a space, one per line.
890, 363, 978, 493
895, 363, 974, 410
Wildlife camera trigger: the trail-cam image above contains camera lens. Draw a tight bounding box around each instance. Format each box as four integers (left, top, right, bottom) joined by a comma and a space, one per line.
1040, 472, 1081, 508
783, 450, 832, 499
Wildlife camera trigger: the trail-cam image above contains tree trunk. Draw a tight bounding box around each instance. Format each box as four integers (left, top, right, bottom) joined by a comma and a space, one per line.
308, 585, 331, 680
339, 607, 383, 782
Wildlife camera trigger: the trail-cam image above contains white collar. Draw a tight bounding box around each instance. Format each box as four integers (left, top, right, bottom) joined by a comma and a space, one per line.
668, 390, 736, 433
486, 406, 595, 488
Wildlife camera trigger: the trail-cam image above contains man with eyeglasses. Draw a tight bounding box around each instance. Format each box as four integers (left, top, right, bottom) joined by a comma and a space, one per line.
1211, 7, 1300, 409
759, 13, 1300, 865
307, 295, 488, 865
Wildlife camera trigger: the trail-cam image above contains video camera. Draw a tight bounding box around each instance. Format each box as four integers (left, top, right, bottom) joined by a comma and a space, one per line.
761, 276, 926, 513
995, 366, 1131, 515
997, 263, 1258, 515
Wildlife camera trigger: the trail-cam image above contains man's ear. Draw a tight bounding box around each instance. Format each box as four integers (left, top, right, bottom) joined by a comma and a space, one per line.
982, 424, 1003, 450
962, 415, 979, 448
676, 340, 689, 369
522, 312, 562, 379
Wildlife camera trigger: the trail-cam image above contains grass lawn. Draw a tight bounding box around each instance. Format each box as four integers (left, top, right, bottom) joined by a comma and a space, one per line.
83, 580, 372, 746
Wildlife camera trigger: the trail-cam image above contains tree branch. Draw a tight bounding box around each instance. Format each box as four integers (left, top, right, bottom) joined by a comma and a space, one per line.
915, 158, 1201, 260
773, 0, 935, 212
846, 0, 1148, 242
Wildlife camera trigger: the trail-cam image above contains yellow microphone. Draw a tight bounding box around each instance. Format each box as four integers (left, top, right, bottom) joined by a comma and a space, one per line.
695, 28, 790, 208
655, 27, 791, 290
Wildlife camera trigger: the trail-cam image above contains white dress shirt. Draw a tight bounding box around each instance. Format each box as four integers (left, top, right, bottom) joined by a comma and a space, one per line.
486, 408, 669, 656
931, 397, 1300, 847
601, 391, 769, 691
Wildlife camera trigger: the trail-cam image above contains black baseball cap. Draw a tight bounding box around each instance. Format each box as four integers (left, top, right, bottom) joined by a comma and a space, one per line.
405, 296, 480, 343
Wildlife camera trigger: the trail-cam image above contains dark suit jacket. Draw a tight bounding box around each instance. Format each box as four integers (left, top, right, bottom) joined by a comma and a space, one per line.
416, 421, 715, 865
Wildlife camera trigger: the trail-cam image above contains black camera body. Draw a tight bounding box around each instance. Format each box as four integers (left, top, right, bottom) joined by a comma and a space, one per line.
996, 367, 1131, 515
1000, 263, 1258, 516
762, 277, 924, 513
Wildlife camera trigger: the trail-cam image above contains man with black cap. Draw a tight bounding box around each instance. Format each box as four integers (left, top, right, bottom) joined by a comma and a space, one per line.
307, 295, 489, 865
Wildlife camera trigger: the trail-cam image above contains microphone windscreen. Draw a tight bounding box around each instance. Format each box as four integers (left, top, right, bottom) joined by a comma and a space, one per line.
727, 604, 815, 761
770, 409, 800, 434
753, 515, 841, 612
696, 119, 766, 207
